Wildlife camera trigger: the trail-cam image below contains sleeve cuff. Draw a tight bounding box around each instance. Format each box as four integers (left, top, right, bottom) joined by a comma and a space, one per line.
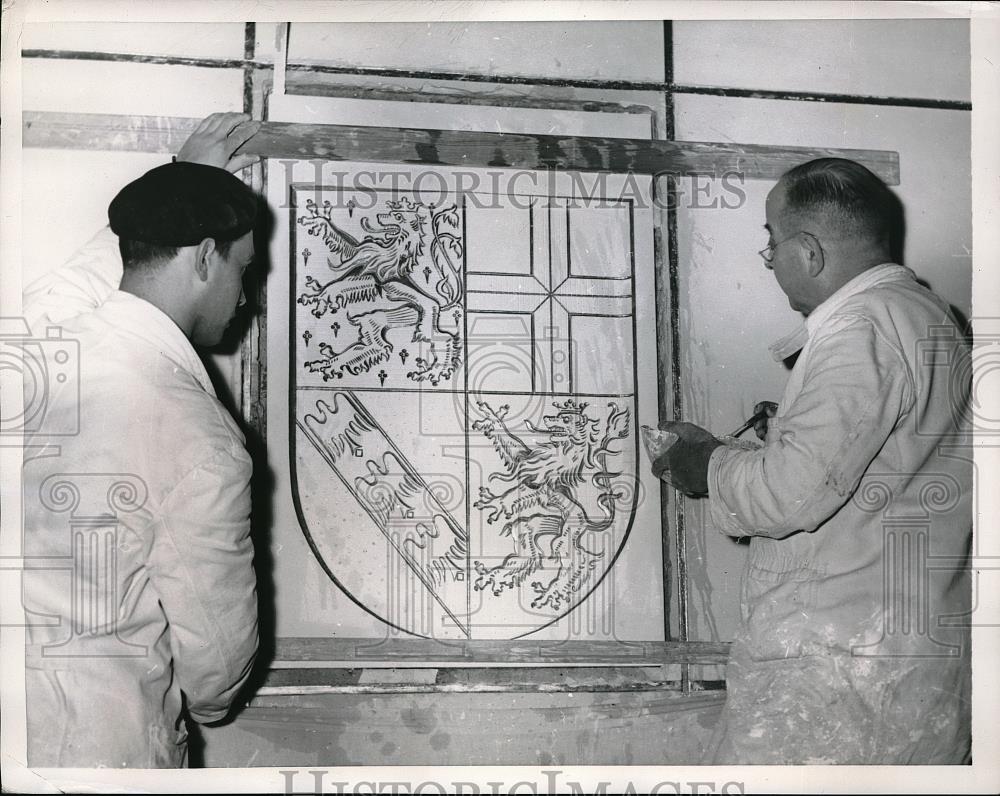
707, 444, 750, 537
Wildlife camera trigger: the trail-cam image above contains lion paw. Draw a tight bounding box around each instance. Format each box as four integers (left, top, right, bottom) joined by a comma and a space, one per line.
473, 562, 517, 596
530, 581, 566, 612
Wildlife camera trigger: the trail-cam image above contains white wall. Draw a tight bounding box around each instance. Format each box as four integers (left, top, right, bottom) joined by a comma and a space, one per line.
282, 21, 665, 82
21, 21, 246, 59
674, 19, 970, 101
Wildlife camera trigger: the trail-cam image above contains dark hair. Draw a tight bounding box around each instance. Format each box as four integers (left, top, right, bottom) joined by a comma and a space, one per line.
780, 158, 900, 245
119, 236, 236, 270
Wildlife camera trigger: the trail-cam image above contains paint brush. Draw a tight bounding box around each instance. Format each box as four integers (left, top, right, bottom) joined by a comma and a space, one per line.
728, 407, 771, 439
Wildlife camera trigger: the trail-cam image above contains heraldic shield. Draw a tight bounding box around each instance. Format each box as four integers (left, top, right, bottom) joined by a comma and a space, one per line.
289, 183, 643, 639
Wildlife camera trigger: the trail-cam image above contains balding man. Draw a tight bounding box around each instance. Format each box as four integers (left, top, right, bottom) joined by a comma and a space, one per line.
655, 158, 972, 764
22, 114, 262, 767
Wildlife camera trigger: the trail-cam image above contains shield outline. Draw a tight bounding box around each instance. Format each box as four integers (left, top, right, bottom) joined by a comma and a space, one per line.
286, 182, 645, 640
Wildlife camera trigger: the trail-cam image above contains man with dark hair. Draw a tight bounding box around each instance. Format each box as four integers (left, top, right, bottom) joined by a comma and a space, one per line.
654, 158, 972, 763
22, 113, 263, 767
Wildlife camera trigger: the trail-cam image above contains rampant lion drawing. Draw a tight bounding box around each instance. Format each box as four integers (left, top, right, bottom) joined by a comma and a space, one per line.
471, 398, 631, 612
297, 196, 464, 385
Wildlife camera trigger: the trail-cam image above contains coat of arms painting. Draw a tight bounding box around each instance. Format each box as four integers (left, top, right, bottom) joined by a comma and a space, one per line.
266, 160, 665, 642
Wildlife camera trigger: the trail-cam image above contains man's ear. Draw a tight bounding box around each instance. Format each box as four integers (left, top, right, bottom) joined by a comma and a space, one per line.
192, 237, 217, 282
800, 232, 825, 277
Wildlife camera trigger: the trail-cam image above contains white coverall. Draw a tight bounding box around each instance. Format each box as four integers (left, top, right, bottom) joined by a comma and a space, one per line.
22, 229, 259, 767
704, 264, 972, 764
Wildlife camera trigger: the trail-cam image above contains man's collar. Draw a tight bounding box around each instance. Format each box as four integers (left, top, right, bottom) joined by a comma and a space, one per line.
98, 291, 216, 395
769, 263, 914, 362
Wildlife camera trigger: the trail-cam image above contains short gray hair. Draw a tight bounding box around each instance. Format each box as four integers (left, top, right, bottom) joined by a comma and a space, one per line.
780, 158, 900, 244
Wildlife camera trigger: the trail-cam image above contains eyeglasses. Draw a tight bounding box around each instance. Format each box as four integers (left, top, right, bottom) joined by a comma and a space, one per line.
758, 234, 798, 263
758, 231, 821, 263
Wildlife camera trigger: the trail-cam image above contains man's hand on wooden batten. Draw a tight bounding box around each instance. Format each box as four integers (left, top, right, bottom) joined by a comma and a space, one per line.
651, 421, 723, 498
176, 112, 262, 173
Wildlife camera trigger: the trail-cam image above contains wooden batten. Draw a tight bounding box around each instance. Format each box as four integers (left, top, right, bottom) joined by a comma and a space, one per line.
22, 110, 900, 184
273, 637, 731, 666
252, 664, 730, 697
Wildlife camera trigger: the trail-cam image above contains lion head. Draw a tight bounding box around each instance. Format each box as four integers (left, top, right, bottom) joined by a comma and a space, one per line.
340, 197, 432, 282
540, 400, 602, 454
359, 196, 429, 269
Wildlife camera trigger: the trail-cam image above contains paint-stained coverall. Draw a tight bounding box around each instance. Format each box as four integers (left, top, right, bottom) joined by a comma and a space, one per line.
704, 264, 972, 764
22, 229, 258, 767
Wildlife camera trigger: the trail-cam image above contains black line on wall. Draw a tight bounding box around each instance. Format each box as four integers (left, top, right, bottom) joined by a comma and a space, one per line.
673, 83, 970, 111
285, 64, 974, 111
665, 171, 688, 683
288, 79, 657, 117
282, 61, 668, 91
21, 48, 250, 69
662, 25, 676, 142
655, 20, 676, 650
662, 21, 690, 691
20, 49, 973, 111
243, 23, 256, 116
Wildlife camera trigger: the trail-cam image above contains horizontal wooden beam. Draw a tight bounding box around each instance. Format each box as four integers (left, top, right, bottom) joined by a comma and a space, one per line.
285, 73, 658, 117
248, 687, 728, 711
22, 111, 899, 184
23, 111, 200, 154
273, 637, 731, 666
254, 664, 726, 696
256, 682, 684, 696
